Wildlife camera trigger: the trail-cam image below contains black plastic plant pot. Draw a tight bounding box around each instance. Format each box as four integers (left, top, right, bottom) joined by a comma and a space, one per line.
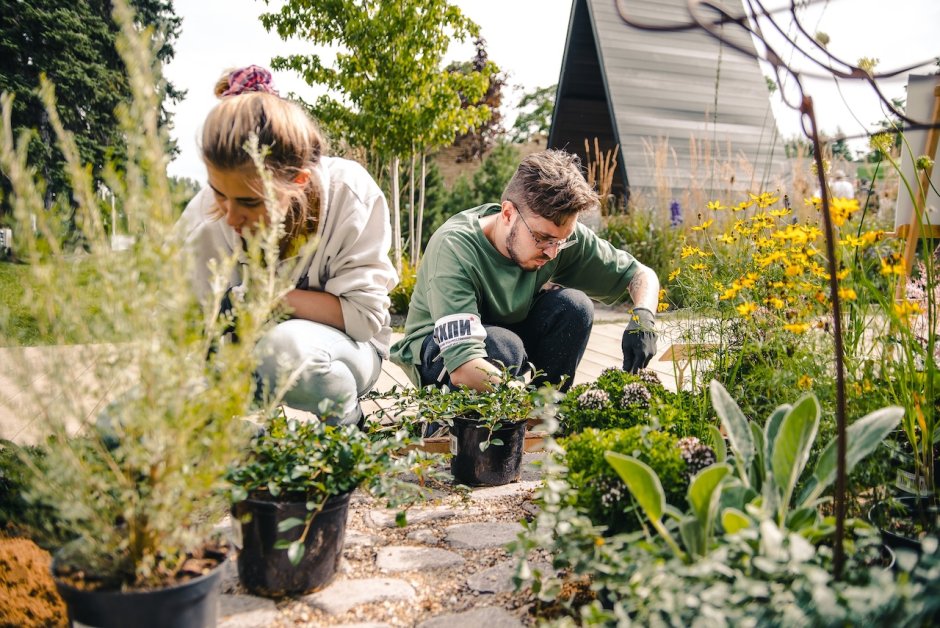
54, 556, 224, 628
450, 416, 526, 487
869, 495, 940, 553
233, 490, 352, 597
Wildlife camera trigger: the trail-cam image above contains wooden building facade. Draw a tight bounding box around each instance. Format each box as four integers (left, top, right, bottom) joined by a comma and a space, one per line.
549, 0, 785, 209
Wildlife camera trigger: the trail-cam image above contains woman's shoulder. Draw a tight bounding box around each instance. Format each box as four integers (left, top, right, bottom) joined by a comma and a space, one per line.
176, 188, 216, 235
320, 156, 382, 203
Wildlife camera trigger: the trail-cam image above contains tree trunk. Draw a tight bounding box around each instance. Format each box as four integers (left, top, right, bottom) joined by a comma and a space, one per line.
416, 153, 427, 263
408, 151, 416, 262
390, 156, 402, 273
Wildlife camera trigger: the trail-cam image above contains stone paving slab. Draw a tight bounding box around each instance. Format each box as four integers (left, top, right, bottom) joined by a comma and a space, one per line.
367, 504, 481, 529
416, 606, 524, 628
375, 546, 465, 572
303, 577, 417, 615
444, 522, 525, 550
217, 593, 277, 628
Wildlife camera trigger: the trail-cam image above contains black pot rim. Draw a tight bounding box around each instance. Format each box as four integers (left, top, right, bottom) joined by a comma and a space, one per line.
237, 487, 356, 509
52, 550, 227, 598
452, 415, 527, 432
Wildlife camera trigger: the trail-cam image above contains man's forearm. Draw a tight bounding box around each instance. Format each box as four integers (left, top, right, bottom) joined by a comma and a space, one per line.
628, 264, 660, 312
449, 357, 503, 392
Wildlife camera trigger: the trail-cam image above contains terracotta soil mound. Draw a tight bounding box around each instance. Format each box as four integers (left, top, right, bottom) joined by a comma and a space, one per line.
0, 537, 68, 627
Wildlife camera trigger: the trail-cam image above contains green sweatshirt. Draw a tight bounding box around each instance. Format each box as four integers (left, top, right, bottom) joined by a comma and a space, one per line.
390, 204, 641, 385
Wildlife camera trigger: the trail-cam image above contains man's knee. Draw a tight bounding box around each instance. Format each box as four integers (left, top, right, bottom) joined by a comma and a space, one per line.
483, 326, 528, 374
539, 288, 594, 332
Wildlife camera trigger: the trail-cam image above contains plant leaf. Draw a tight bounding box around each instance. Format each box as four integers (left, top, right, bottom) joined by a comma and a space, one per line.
688, 464, 730, 534
799, 405, 903, 507
709, 380, 754, 486
721, 507, 751, 534
749, 422, 766, 489
679, 516, 704, 557
770, 393, 819, 521
277, 517, 305, 533
287, 540, 304, 566
706, 425, 726, 463
604, 451, 664, 521
763, 404, 790, 459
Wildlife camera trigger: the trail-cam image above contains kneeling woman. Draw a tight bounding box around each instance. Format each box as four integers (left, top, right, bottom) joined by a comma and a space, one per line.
179, 66, 397, 425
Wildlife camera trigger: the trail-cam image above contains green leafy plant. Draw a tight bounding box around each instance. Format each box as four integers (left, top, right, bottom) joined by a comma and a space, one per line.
562, 426, 687, 534
227, 409, 433, 565
561, 367, 666, 434
389, 256, 417, 316
368, 367, 554, 451
605, 379, 902, 561
0, 0, 304, 589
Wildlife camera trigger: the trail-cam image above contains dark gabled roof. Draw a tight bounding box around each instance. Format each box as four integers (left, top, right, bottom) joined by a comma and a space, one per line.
550, 0, 783, 205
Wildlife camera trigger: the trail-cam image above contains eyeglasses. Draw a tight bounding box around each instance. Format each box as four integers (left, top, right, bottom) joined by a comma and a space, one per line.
510, 202, 578, 251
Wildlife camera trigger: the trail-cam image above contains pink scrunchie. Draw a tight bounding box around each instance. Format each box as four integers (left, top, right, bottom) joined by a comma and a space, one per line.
221, 65, 279, 97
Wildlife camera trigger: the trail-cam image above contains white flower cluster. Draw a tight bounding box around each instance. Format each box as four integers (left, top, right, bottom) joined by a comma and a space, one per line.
577, 388, 610, 410
620, 382, 652, 408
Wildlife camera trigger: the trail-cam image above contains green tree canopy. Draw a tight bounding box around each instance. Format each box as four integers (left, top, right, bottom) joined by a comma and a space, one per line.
260, 0, 497, 267
0, 0, 182, 219
511, 84, 555, 143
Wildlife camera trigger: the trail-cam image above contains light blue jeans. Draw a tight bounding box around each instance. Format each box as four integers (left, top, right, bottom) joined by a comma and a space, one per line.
255, 319, 382, 425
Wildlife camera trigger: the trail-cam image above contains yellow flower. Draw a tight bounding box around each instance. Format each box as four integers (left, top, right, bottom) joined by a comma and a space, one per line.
870, 133, 893, 154
765, 296, 785, 309
717, 233, 737, 244
657, 289, 669, 313
880, 255, 905, 276
733, 200, 752, 212
750, 192, 779, 209
798, 375, 813, 390
785, 264, 804, 277
719, 286, 739, 301
707, 200, 726, 211
668, 268, 681, 282
736, 302, 758, 317
783, 322, 810, 334
690, 263, 709, 271
893, 300, 923, 323
829, 197, 860, 226
681, 245, 707, 259
769, 208, 792, 218
838, 288, 857, 301
805, 196, 822, 210
691, 219, 715, 231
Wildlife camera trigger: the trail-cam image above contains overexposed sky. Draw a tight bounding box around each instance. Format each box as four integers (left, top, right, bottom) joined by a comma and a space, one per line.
164, 0, 940, 182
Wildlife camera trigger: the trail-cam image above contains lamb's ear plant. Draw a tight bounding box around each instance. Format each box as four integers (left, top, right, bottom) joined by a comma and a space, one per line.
603, 381, 902, 561
0, 0, 307, 589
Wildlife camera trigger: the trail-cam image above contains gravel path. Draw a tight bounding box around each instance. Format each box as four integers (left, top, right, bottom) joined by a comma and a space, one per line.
218, 454, 549, 627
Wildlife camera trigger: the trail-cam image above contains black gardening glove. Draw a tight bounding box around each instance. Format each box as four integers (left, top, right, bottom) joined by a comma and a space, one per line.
622, 307, 657, 372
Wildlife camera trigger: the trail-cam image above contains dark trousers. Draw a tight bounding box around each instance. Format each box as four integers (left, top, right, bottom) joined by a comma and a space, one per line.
417, 288, 593, 393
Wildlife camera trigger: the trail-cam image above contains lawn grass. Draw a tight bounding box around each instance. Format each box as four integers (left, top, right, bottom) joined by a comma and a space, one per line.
0, 261, 43, 346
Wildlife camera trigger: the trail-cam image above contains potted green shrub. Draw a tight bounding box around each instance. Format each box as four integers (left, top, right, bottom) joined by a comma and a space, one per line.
0, 3, 300, 625
370, 373, 558, 486
227, 409, 427, 596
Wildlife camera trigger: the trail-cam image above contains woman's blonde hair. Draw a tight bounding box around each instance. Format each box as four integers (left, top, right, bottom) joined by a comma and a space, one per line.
201, 69, 325, 246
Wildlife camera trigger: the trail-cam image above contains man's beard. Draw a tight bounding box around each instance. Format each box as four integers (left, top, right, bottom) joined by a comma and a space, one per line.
506, 222, 543, 272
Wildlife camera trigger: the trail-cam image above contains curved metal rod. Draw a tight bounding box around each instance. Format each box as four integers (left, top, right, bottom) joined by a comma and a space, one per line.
614, 0, 939, 133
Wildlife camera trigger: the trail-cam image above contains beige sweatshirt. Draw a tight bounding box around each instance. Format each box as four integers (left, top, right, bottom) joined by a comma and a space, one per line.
177, 156, 398, 356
